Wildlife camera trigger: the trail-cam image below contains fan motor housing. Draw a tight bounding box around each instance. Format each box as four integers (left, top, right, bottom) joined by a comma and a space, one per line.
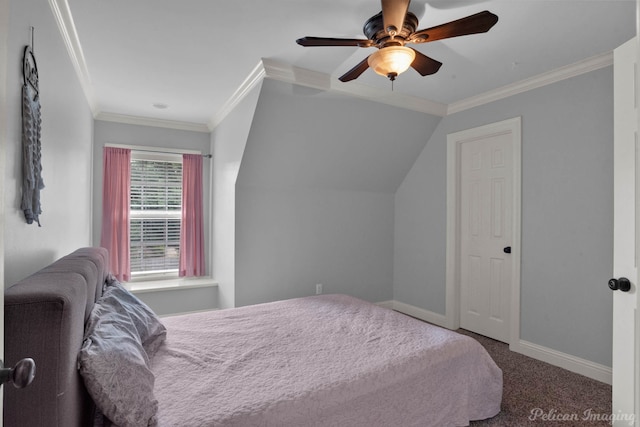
363, 11, 418, 45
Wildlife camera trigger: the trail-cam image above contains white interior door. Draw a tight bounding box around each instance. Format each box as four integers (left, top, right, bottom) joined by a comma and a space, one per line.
612, 37, 639, 426
458, 127, 513, 343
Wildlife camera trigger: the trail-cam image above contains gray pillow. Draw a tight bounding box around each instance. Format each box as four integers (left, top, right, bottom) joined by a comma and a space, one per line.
103, 278, 167, 357
78, 302, 158, 427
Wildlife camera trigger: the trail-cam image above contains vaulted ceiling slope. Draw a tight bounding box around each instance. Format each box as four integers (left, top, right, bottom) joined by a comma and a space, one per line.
62, 0, 635, 129
237, 79, 442, 193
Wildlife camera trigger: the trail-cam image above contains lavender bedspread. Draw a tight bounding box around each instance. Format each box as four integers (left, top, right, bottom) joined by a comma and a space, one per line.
151, 294, 502, 426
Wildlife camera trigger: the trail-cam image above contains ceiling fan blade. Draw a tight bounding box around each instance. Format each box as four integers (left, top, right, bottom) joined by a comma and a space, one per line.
339, 57, 371, 82
296, 37, 374, 48
410, 10, 498, 43
381, 0, 411, 36
410, 49, 443, 76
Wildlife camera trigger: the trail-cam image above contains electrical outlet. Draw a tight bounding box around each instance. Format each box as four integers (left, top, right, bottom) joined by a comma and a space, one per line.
316, 283, 323, 295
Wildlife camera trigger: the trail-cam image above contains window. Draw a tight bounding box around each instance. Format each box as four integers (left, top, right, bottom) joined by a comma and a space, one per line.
129, 152, 182, 278
101, 145, 205, 282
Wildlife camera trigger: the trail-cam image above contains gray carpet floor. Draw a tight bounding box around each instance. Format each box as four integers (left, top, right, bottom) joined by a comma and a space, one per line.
459, 329, 613, 426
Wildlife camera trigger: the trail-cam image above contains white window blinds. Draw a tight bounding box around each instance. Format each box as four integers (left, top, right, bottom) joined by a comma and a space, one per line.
129, 155, 182, 275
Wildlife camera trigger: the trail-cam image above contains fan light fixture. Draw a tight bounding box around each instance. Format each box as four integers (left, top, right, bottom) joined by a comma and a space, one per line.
367, 46, 416, 81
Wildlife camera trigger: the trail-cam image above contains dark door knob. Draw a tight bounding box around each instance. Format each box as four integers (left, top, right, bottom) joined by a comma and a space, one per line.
0, 358, 35, 389
503, 246, 511, 254
609, 277, 631, 292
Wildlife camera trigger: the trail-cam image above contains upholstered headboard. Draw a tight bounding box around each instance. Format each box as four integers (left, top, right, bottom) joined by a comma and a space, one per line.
4, 247, 109, 427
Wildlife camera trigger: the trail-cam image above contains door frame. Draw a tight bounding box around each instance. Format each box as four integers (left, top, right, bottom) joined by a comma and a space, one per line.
0, 0, 8, 422
635, 2, 640, 420
445, 116, 522, 347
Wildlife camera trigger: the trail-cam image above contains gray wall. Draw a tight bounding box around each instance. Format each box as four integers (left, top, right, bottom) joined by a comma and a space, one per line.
235, 79, 441, 306
4, 0, 94, 286
211, 82, 262, 309
394, 66, 614, 366
132, 285, 218, 317
91, 120, 212, 274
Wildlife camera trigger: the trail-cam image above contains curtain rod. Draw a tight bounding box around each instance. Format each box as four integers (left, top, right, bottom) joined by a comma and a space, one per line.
131, 148, 212, 159
105, 143, 212, 158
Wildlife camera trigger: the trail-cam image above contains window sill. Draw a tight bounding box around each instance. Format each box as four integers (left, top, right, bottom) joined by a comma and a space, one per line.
125, 277, 218, 294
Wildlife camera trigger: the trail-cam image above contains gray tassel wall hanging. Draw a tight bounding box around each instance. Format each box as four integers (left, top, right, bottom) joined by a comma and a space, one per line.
21, 27, 44, 226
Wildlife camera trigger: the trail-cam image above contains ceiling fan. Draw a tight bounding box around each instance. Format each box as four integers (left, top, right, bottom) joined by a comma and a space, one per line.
296, 0, 498, 82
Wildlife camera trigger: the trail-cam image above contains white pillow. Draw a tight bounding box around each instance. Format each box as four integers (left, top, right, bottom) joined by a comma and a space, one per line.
103, 278, 167, 357
78, 301, 158, 427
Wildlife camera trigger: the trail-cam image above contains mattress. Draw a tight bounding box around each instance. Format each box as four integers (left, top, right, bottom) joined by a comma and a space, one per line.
151, 294, 502, 426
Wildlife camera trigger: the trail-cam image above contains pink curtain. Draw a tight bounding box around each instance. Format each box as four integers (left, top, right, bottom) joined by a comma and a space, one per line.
100, 147, 131, 281
179, 154, 205, 277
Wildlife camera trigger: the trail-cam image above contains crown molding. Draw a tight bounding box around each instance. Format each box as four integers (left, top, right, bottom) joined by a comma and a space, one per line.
48, 0, 98, 114
205, 53, 612, 129
96, 112, 210, 133
208, 61, 266, 130
261, 58, 448, 118
447, 51, 614, 115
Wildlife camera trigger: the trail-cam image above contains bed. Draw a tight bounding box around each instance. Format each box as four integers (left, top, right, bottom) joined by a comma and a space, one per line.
4, 248, 502, 427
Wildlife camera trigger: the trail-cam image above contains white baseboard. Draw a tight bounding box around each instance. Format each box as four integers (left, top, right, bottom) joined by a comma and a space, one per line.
511, 339, 612, 385
380, 300, 612, 385
386, 300, 449, 328
376, 300, 395, 310
158, 307, 219, 318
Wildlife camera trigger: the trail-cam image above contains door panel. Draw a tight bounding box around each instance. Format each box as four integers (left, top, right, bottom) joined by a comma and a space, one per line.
612, 37, 638, 424
459, 131, 512, 343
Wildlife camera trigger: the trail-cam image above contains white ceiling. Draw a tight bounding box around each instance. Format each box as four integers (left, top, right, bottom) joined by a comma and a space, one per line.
65, 0, 635, 129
